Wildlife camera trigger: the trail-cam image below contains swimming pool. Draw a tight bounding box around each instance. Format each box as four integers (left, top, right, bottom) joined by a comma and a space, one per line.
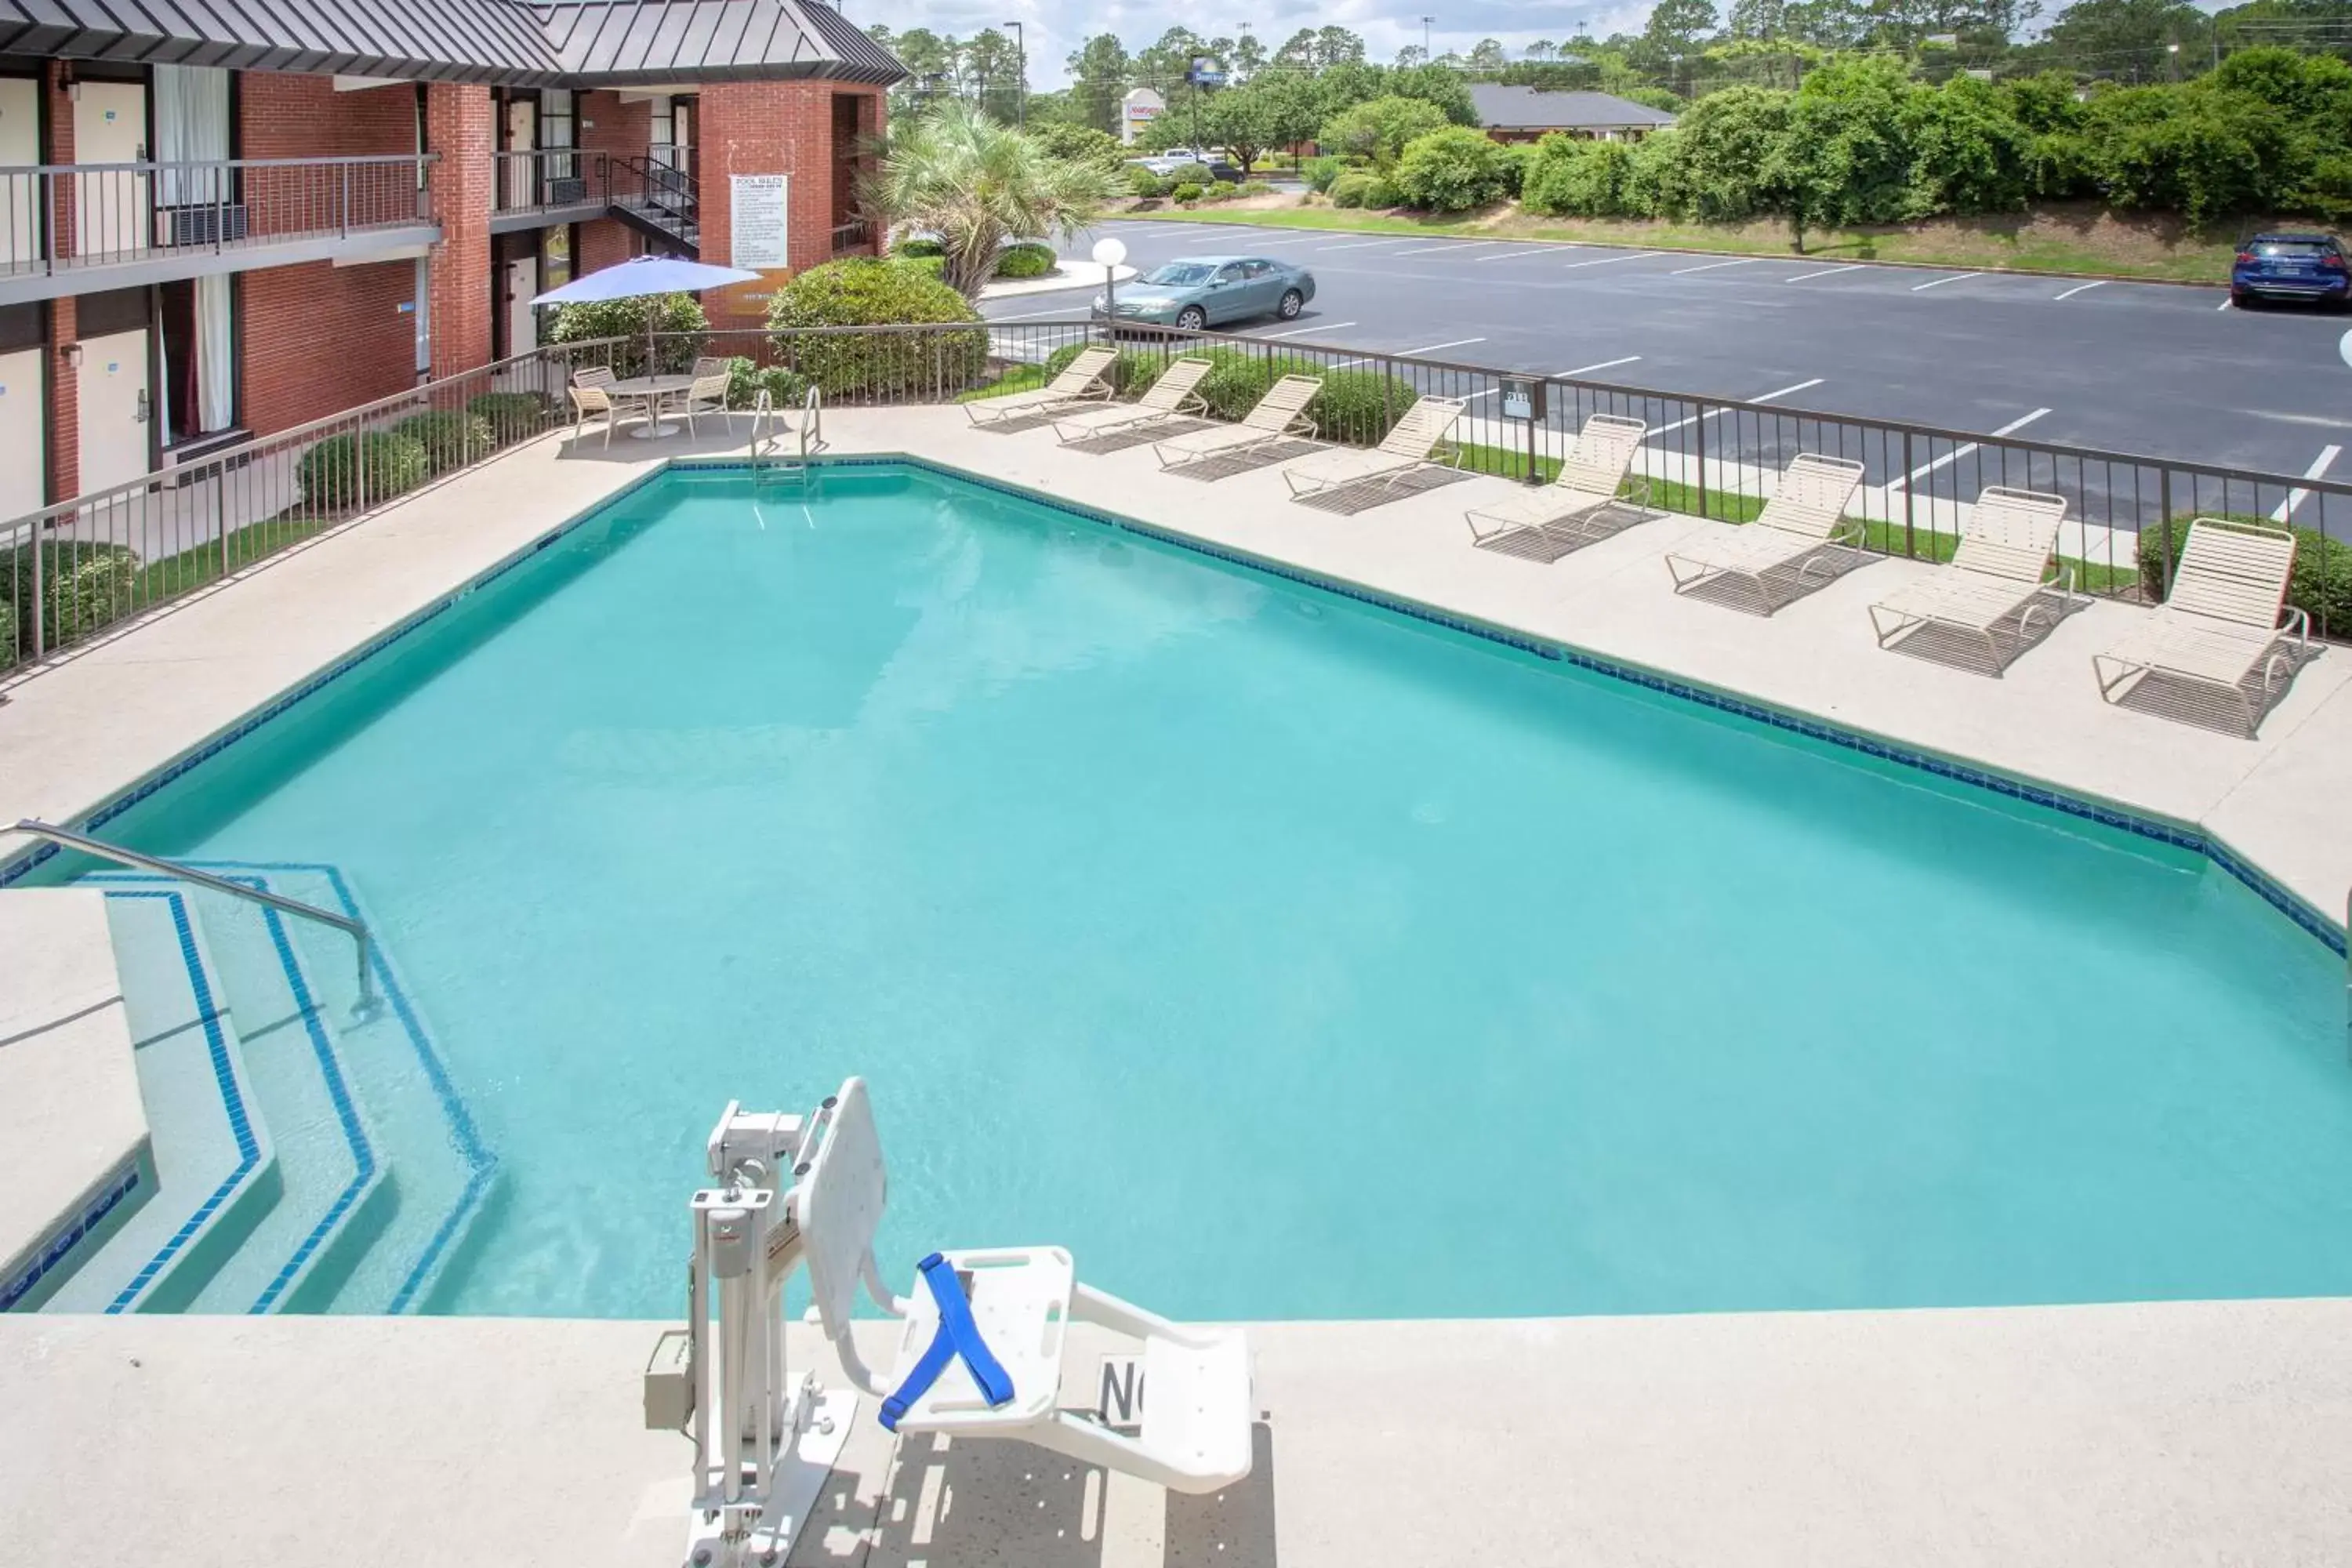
48, 461, 2352, 1320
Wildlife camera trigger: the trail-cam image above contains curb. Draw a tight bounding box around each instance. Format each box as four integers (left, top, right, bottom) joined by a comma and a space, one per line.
1112, 209, 2230, 291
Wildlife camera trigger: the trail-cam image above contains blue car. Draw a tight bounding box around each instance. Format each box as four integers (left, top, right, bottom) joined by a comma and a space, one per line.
1092, 256, 1317, 332
2230, 231, 2350, 310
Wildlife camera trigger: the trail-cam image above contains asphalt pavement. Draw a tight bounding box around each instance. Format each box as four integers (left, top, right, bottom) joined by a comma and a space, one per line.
986, 218, 2352, 492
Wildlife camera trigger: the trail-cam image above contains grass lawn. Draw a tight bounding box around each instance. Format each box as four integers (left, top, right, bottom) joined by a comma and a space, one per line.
956, 363, 1054, 402
1121, 199, 2254, 285
135, 510, 340, 601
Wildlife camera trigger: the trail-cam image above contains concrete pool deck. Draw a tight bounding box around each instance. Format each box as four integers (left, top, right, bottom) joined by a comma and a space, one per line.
3, 404, 2350, 1563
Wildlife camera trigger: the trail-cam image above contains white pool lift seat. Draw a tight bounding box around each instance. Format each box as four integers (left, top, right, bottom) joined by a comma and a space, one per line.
799, 1077, 1255, 1495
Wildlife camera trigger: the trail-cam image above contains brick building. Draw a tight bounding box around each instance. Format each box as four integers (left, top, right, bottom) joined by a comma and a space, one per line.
0, 0, 899, 515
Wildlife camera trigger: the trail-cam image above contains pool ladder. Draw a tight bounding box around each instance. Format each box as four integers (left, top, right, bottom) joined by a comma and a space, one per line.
751, 384, 824, 485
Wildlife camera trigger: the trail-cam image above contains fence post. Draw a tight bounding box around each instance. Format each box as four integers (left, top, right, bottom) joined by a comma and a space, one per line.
1693, 398, 1708, 521
29, 513, 43, 658
339, 162, 350, 237
2158, 467, 2173, 600
216, 468, 230, 579
1902, 430, 1915, 558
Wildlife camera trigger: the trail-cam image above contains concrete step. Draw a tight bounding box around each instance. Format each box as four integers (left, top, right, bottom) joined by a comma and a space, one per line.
42, 890, 278, 1313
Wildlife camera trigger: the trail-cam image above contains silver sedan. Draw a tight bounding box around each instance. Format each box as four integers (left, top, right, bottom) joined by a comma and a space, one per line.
1092, 256, 1319, 332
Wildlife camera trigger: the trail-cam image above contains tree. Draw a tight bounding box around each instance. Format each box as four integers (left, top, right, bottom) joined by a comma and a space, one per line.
1319, 95, 1452, 165
1647, 0, 1724, 56
959, 29, 1024, 123
1395, 44, 1429, 67
887, 27, 958, 116
862, 102, 1115, 296
1066, 34, 1131, 134
1272, 28, 1319, 71
1202, 79, 1283, 168
1387, 63, 1481, 123
1232, 30, 1269, 80
1392, 125, 1515, 208
2036, 0, 2211, 83
1313, 27, 1368, 67
1467, 38, 1512, 74
1245, 69, 1327, 159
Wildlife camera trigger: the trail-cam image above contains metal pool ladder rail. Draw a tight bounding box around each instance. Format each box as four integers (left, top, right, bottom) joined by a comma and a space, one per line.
13, 818, 376, 1012
750, 384, 825, 481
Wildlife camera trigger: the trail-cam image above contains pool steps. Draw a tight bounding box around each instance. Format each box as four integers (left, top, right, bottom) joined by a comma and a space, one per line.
36, 869, 490, 1316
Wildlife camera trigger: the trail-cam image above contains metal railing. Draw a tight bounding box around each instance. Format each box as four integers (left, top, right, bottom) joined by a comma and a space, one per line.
2, 338, 615, 671
493, 148, 598, 215
830, 219, 873, 255
0, 154, 435, 274
7, 318, 2346, 677
13, 818, 376, 1011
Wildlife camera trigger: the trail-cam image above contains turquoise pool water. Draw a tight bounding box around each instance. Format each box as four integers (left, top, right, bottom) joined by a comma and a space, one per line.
83, 463, 2352, 1320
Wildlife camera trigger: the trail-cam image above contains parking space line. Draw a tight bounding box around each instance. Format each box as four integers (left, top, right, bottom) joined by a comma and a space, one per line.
986, 305, 1097, 322
1559, 355, 1642, 377
1670, 257, 1762, 275
2271, 444, 2343, 522
1314, 238, 1413, 251
1895, 408, 2053, 485
1388, 241, 1499, 256
1256, 320, 1359, 339
2053, 281, 2107, 302
1911, 272, 1981, 292
1647, 378, 1824, 437
1785, 265, 1864, 282
1562, 252, 1663, 269
2219, 297, 2234, 310
1471, 247, 1561, 263
1331, 336, 1487, 368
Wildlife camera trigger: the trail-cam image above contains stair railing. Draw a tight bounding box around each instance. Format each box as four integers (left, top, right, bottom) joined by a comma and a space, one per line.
13, 819, 376, 1013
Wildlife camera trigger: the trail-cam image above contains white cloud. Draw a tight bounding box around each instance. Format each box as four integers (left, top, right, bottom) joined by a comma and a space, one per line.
849, 0, 1659, 90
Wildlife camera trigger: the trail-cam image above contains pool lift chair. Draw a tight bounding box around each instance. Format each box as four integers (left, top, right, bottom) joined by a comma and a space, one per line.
648, 1076, 1254, 1568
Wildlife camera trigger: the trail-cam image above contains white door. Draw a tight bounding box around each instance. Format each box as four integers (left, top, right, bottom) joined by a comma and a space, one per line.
0, 78, 38, 266
507, 256, 539, 356
78, 328, 151, 496
502, 97, 536, 209
74, 82, 151, 261
0, 347, 45, 517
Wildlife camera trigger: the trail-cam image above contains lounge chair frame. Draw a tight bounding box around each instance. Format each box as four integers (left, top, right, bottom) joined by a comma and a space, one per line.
1867, 485, 2075, 673
1052, 357, 1215, 445
2092, 518, 2310, 736
1465, 413, 1651, 551
967, 345, 1118, 427
1282, 397, 1469, 505
1152, 374, 1325, 472
1663, 452, 1867, 613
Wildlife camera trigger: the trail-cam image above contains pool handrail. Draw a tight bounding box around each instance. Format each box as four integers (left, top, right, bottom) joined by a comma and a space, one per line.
11, 818, 376, 1013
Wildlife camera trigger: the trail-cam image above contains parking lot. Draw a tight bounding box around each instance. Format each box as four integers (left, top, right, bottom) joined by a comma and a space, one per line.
989, 218, 2350, 498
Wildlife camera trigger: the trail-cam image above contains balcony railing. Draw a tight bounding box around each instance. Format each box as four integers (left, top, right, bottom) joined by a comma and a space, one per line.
493, 148, 601, 216
0, 154, 435, 277
830, 220, 873, 256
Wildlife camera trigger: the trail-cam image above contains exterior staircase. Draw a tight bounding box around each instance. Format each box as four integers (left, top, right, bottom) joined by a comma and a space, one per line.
610, 154, 699, 256
40, 863, 494, 1315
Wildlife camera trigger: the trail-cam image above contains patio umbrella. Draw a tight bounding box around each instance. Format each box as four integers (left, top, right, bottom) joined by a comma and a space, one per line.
532, 254, 761, 375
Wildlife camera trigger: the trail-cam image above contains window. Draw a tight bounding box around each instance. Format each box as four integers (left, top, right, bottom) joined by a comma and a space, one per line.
1214, 263, 1246, 283
540, 89, 576, 183
1242, 260, 1274, 279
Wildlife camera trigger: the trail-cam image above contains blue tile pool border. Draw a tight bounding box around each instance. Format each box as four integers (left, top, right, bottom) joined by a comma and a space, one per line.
2, 452, 2339, 974
1, 1160, 142, 1312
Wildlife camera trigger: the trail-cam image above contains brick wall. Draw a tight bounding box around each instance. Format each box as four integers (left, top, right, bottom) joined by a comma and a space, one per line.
238, 260, 418, 437
579, 89, 649, 161
240, 73, 416, 158
423, 83, 492, 376
695, 82, 885, 332
578, 215, 637, 274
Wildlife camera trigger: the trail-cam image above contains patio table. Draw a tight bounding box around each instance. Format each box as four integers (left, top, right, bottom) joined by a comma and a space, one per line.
607, 373, 695, 439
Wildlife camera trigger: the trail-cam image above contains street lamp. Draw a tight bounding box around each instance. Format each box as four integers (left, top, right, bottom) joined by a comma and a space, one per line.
1005, 21, 1025, 129
2167, 40, 2180, 81
1421, 16, 1435, 59
1093, 236, 1127, 334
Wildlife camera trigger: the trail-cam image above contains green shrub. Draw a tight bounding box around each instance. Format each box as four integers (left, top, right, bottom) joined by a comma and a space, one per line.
1328, 170, 1375, 208
544, 291, 708, 378
1236, 180, 1275, 197
1361, 177, 1401, 209
0, 597, 13, 666
390, 409, 495, 475
1126, 164, 1171, 198
1497, 143, 1538, 198
296, 431, 429, 510
1199, 183, 1239, 202
994, 241, 1058, 279
1319, 96, 1451, 167
0, 541, 141, 648
2137, 520, 2352, 638
895, 236, 946, 258
1392, 126, 1512, 212
1033, 124, 1130, 172
893, 252, 947, 280
1160, 162, 1213, 187
768, 257, 988, 396
724, 357, 812, 410
1041, 341, 1183, 397
55, 550, 138, 641
1169, 180, 1205, 203
1523, 135, 1642, 218
466, 391, 555, 441
1301, 155, 1346, 193
1307, 369, 1412, 445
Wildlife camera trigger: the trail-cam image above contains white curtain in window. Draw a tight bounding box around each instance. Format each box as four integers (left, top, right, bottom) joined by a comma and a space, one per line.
196, 272, 234, 432
152, 64, 231, 209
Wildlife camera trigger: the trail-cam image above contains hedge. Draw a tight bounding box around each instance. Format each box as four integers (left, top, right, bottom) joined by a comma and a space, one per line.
895, 237, 946, 258
724, 357, 812, 410
1392, 126, 1512, 212
391, 409, 495, 475
1126, 165, 1171, 198
1041, 342, 1185, 398
1170, 181, 1205, 203
1305, 368, 1411, 445
0, 597, 13, 666
1328, 170, 1376, 208
2137, 518, 2352, 638
544, 292, 708, 378
1, 539, 141, 650
1361, 177, 1401, 209
767, 257, 988, 396
1301, 155, 1347, 193
297, 431, 430, 511
994, 241, 1058, 279
1047, 345, 1412, 446
466, 391, 556, 441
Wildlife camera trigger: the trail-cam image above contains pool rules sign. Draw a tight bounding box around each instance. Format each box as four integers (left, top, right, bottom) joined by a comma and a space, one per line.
730, 174, 790, 269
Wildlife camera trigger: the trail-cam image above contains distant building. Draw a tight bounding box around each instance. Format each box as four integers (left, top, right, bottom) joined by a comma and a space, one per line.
1468, 85, 1678, 144
1121, 87, 1167, 146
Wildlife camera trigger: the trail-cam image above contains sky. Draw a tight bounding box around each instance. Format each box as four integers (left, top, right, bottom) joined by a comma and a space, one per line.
846, 1, 1659, 90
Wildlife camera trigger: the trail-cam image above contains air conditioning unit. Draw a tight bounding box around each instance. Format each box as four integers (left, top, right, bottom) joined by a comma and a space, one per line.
547, 176, 588, 205
158, 203, 250, 248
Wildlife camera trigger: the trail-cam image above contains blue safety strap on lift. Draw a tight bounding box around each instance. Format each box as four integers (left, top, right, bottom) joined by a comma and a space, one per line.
878, 1252, 1015, 1432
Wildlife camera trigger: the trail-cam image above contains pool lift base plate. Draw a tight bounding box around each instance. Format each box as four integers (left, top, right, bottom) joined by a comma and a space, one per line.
684, 1386, 855, 1568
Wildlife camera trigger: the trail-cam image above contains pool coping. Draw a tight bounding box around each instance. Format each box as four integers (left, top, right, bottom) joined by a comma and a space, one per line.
5, 450, 2343, 962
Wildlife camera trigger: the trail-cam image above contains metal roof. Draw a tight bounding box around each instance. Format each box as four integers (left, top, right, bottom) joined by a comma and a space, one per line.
0, 0, 903, 86
1468, 85, 1678, 132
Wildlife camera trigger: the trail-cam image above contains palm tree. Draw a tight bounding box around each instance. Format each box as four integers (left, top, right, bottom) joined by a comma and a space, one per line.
864, 102, 1116, 298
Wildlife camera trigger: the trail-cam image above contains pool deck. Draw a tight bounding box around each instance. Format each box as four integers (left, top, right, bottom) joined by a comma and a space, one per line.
3, 405, 2351, 1563
4, 1301, 2351, 1566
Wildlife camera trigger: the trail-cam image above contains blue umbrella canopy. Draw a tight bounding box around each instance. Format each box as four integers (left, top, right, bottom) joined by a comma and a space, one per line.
532, 255, 763, 376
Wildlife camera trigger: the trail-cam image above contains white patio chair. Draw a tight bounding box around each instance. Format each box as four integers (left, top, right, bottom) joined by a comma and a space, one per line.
1153, 374, 1324, 470
1663, 452, 1867, 612
1464, 413, 1650, 549
1051, 357, 1215, 444
569, 365, 622, 448
1867, 486, 2073, 671
966, 345, 1118, 426
681, 368, 732, 436
1282, 396, 1468, 503
2093, 518, 2310, 735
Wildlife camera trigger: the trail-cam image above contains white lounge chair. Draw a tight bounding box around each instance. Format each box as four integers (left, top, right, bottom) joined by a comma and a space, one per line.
1283, 396, 1468, 503
1153, 373, 1323, 470
1052, 356, 1214, 444
1867, 486, 2073, 671
2093, 518, 2310, 735
1464, 413, 1650, 550
967, 345, 1118, 426
1663, 452, 1867, 612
